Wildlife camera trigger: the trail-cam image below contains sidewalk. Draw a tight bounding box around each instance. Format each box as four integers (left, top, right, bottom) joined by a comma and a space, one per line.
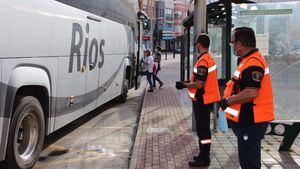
130, 54, 300, 169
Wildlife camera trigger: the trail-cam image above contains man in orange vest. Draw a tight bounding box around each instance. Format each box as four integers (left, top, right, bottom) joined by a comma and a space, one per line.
176, 34, 220, 167
219, 27, 274, 169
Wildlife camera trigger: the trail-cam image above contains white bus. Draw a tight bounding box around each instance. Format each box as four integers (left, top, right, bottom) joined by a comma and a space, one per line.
0, 0, 149, 168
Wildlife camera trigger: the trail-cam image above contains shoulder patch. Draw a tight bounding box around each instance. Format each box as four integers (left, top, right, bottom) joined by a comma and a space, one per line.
197, 67, 207, 76
252, 71, 263, 82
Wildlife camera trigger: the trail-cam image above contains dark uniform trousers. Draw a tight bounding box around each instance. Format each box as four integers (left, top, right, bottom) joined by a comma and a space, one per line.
229, 121, 268, 169
192, 100, 213, 154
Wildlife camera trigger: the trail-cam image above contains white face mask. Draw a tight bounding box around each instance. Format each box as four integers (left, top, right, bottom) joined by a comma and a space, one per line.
231, 44, 240, 57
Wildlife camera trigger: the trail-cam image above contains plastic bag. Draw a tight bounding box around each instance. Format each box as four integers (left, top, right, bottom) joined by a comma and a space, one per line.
179, 88, 189, 106
218, 110, 228, 133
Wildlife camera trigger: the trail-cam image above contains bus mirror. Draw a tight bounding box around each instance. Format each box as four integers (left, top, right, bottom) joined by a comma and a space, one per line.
138, 11, 149, 20
143, 19, 150, 32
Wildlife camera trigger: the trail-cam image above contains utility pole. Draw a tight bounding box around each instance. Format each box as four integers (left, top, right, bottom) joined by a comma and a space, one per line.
150, 19, 155, 50
193, 0, 206, 64
192, 0, 207, 131
225, 0, 232, 80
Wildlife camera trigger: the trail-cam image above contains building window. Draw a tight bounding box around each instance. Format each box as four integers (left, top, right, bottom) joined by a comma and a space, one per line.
165, 8, 173, 20
175, 11, 183, 19
175, 26, 182, 33
160, 9, 164, 18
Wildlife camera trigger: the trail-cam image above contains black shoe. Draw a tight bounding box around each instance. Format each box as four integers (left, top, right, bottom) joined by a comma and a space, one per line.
159, 83, 164, 88
188, 158, 210, 167
147, 89, 154, 92
193, 152, 200, 160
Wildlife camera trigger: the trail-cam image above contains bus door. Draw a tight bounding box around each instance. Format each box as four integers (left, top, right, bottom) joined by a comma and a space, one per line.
135, 21, 143, 89
135, 18, 150, 89
84, 16, 102, 112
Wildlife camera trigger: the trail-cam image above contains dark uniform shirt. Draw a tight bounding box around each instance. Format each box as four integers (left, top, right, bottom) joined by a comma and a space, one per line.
154, 52, 162, 62
235, 49, 265, 126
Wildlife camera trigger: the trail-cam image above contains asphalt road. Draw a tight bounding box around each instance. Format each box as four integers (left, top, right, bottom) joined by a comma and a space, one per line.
32, 82, 146, 169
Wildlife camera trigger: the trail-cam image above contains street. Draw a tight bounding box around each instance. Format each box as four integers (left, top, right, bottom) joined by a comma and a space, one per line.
32, 82, 146, 169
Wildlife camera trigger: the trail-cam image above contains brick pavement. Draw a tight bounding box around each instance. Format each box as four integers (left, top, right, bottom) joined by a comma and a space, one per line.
130, 55, 300, 169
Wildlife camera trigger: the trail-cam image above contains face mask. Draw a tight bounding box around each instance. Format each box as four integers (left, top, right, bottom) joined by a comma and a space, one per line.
195, 45, 202, 54
232, 44, 240, 57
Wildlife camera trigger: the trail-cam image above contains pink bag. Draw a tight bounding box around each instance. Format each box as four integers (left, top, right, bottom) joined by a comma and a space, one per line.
153, 63, 157, 74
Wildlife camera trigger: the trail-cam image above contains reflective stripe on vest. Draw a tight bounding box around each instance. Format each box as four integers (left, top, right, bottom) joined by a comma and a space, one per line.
265, 67, 269, 75
208, 64, 217, 73
189, 93, 195, 98
193, 64, 217, 74
232, 67, 269, 79
233, 70, 240, 78
193, 67, 197, 73
224, 107, 239, 117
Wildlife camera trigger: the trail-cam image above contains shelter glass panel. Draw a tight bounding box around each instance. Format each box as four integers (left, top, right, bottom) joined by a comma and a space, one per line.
233, 2, 300, 120
208, 25, 225, 79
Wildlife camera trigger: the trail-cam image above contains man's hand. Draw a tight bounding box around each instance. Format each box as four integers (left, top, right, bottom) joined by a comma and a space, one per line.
219, 98, 229, 110
175, 81, 187, 90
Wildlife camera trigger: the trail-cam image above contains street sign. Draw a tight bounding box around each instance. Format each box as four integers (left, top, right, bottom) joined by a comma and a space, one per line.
240, 9, 293, 16
162, 30, 175, 40
162, 36, 175, 40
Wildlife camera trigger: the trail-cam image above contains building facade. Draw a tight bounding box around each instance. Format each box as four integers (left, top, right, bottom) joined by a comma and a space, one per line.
153, 0, 174, 51
139, 0, 156, 49
174, 0, 189, 50
140, 0, 190, 51
174, 0, 188, 36
154, 0, 165, 48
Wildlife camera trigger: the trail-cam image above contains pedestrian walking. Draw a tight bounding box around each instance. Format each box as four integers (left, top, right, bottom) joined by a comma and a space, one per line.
218, 27, 274, 169
153, 46, 164, 88
176, 33, 220, 167
142, 49, 154, 92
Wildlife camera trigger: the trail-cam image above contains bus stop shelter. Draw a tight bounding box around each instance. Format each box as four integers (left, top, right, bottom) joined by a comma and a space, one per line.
180, 0, 300, 151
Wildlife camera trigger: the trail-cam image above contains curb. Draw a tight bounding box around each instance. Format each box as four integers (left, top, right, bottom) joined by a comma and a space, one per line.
128, 82, 148, 169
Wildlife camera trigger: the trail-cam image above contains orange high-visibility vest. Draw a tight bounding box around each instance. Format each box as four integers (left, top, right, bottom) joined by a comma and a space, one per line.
189, 52, 220, 104
224, 50, 274, 123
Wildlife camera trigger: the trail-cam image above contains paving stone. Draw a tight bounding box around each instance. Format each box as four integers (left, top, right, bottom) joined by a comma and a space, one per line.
129, 56, 300, 169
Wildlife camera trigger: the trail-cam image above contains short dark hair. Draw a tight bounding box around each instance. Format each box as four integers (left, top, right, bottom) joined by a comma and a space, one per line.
196, 33, 210, 48
233, 27, 256, 48
156, 46, 161, 51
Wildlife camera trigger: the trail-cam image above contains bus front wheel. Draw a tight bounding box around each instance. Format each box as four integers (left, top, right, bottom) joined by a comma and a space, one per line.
6, 96, 45, 169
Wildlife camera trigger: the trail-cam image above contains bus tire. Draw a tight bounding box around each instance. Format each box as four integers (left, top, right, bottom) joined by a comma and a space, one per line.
116, 81, 128, 103
5, 96, 45, 169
